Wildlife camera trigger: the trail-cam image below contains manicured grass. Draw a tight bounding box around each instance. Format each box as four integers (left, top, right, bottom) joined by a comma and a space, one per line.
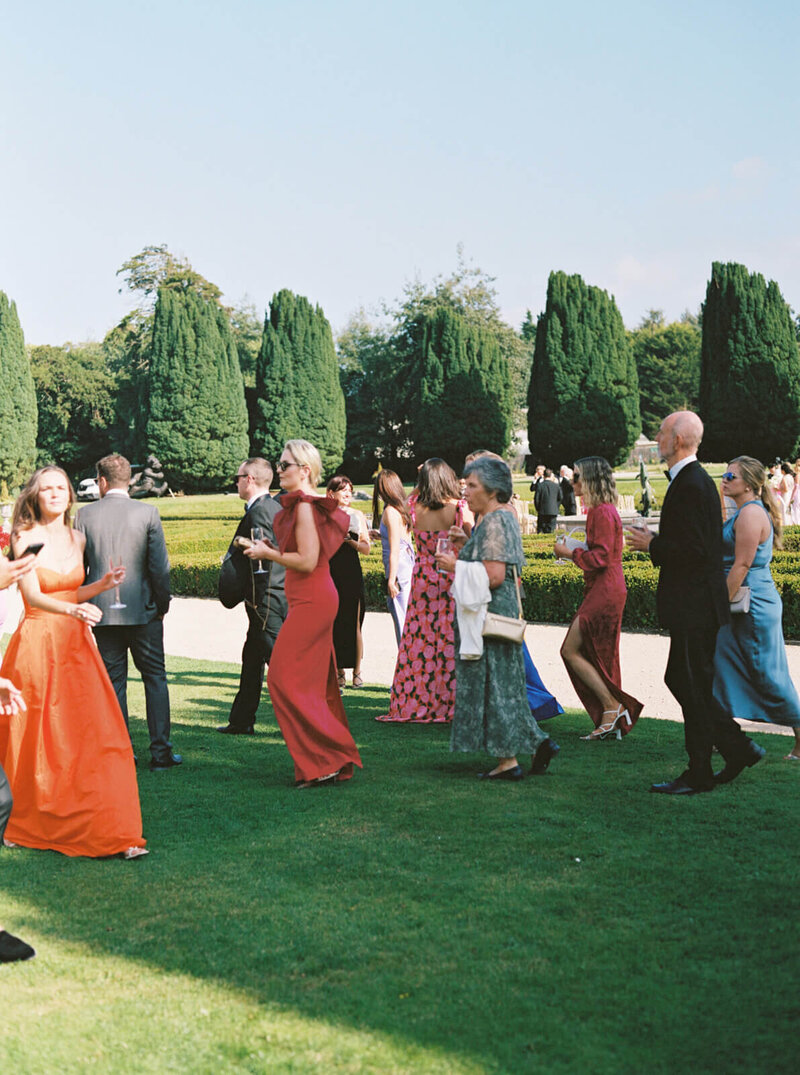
1, 656, 796, 1073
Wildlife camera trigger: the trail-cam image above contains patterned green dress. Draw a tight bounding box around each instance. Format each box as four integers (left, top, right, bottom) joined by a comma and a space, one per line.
450, 510, 547, 757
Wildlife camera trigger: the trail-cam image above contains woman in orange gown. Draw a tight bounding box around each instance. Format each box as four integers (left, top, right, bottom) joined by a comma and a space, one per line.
0, 467, 147, 858
245, 440, 363, 788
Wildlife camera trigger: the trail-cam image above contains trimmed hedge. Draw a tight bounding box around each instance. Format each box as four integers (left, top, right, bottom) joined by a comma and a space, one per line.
163, 515, 800, 640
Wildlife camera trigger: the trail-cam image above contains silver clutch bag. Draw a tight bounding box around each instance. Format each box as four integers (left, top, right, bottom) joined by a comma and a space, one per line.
730, 586, 751, 614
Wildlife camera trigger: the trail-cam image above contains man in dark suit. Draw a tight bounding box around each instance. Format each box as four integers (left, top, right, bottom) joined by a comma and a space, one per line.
75, 454, 180, 771
534, 469, 562, 533
626, 411, 764, 794
216, 458, 287, 735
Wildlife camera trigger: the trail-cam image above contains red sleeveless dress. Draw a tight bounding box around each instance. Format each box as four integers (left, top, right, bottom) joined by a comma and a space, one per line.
266, 492, 363, 783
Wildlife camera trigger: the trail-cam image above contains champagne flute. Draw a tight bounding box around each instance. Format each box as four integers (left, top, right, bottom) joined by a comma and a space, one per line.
436, 537, 453, 574
554, 522, 569, 565
251, 527, 268, 574
109, 553, 126, 609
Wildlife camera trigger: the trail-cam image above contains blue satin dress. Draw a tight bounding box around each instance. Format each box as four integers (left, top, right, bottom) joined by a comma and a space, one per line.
713, 502, 800, 729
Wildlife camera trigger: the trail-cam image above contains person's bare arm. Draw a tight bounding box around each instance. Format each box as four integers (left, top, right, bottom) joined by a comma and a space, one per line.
245, 501, 320, 573
726, 504, 767, 600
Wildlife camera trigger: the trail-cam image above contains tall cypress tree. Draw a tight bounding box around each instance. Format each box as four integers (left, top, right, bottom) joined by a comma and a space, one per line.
0, 291, 37, 488
147, 288, 249, 491
252, 290, 346, 477
527, 271, 640, 466
699, 261, 800, 461
409, 306, 513, 467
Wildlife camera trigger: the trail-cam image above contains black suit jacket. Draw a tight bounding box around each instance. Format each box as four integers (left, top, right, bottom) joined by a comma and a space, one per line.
219, 494, 286, 616
649, 460, 730, 631
560, 477, 577, 515
534, 479, 562, 516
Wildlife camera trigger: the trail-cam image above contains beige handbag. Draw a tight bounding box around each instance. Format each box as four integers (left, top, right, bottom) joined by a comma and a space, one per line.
481, 564, 526, 644
730, 585, 751, 614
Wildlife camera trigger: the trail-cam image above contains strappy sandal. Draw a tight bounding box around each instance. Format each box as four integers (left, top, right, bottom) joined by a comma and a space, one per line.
337, 672, 346, 689
580, 705, 630, 741
123, 846, 149, 860
352, 673, 363, 688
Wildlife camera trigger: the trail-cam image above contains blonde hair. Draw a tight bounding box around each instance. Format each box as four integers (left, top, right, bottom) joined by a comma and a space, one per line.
573, 456, 618, 509
12, 466, 75, 542
284, 439, 322, 487
729, 455, 784, 548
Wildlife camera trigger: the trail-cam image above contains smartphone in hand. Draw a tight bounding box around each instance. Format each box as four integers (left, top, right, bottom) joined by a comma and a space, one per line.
24, 542, 44, 556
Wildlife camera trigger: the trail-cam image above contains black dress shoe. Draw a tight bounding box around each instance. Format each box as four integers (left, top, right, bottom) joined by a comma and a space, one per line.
531, 738, 560, 775
149, 753, 183, 771
216, 723, 255, 735
0, 930, 35, 963
650, 777, 713, 795
714, 741, 766, 785
478, 764, 524, 781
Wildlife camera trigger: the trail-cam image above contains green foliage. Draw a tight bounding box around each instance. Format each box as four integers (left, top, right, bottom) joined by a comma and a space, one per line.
0, 291, 37, 487
699, 261, 800, 462
29, 342, 117, 476
147, 289, 249, 492
527, 271, 641, 467
252, 290, 346, 477
229, 297, 261, 388
337, 311, 414, 481
105, 245, 231, 460
631, 317, 701, 438
408, 306, 513, 467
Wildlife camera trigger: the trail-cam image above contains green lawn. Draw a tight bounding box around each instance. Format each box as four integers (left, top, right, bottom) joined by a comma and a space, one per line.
1, 656, 796, 1073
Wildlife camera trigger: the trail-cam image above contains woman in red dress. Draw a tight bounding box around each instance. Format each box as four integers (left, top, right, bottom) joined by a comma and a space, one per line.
554, 457, 643, 740
245, 441, 362, 788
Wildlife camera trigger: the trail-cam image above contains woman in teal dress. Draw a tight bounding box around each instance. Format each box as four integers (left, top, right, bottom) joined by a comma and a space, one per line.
437, 456, 559, 780
714, 456, 800, 761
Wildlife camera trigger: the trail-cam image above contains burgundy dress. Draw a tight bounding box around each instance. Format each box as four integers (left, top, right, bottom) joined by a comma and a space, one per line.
569, 503, 643, 735
266, 492, 363, 783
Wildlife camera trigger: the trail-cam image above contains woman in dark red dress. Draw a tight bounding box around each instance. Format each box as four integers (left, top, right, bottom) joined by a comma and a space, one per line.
244, 440, 362, 787
554, 457, 643, 740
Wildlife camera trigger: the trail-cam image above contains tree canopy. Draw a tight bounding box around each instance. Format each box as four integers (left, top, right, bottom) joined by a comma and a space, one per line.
0, 292, 37, 488
699, 261, 800, 462
630, 314, 701, 439
527, 271, 640, 467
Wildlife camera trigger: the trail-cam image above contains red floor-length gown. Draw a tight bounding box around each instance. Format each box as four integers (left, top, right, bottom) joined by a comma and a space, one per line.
267, 493, 363, 783
0, 565, 145, 857
569, 504, 643, 735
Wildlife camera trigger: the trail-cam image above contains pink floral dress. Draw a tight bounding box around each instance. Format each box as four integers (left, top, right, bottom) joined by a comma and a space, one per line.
377, 500, 464, 723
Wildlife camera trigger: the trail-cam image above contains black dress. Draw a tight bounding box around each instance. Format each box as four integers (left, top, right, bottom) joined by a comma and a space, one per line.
329, 537, 366, 671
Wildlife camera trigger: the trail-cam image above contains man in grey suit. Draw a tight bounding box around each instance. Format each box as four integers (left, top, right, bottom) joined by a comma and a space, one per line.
75, 453, 181, 771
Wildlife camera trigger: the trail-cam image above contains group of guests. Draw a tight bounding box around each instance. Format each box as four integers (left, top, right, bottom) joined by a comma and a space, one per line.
3, 413, 799, 962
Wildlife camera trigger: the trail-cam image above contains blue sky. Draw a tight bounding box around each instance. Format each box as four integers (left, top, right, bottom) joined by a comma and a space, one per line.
1, 0, 797, 344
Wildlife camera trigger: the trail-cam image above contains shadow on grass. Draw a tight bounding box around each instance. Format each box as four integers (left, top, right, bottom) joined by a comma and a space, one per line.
2, 655, 798, 1073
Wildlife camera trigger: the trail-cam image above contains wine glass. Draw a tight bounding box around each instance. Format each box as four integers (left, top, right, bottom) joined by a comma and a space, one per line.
554, 522, 569, 565
251, 527, 268, 574
109, 553, 126, 609
436, 537, 453, 574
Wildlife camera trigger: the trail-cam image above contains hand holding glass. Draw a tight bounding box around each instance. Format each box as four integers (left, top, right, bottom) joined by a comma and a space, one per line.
436, 537, 454, 574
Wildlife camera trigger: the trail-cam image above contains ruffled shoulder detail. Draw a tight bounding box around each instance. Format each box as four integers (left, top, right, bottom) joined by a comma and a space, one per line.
274, 491, 349, 558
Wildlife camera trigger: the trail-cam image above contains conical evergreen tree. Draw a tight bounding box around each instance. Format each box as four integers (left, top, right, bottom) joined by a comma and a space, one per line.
409, 306, 513, 467
146, 288, 249, 492
0, 291, 37, 487
252, 290, 346, 477
527, 272, 640, 466
699, 261, 800, 461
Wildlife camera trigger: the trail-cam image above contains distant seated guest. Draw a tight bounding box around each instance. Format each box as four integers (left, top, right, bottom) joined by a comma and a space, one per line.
560, 466, 577, 515
534, 469, 562, 533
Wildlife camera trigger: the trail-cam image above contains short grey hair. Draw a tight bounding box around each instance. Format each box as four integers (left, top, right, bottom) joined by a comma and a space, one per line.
463, 456, 513, 503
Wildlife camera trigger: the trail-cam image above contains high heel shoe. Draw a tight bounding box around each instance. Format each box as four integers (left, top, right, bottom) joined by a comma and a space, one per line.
580, 705, 630, 741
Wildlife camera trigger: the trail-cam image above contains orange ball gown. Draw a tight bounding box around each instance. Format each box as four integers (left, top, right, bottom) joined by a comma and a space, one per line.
0, 565, 146, 857
267, 492, 363, 784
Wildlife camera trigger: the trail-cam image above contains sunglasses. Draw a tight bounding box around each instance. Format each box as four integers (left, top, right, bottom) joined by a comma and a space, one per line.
721, 471, 738, 482
276, 460, 301, 472
571, 473, 580, 482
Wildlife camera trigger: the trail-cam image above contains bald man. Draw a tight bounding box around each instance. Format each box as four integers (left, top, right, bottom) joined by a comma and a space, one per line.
626, 411, 764, 794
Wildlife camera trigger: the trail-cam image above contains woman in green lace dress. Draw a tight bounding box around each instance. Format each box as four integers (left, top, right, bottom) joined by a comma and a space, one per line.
436, 456, 559, 781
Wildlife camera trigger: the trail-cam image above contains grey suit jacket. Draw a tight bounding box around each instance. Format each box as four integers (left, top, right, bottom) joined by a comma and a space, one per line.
75, 493, 171, 625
